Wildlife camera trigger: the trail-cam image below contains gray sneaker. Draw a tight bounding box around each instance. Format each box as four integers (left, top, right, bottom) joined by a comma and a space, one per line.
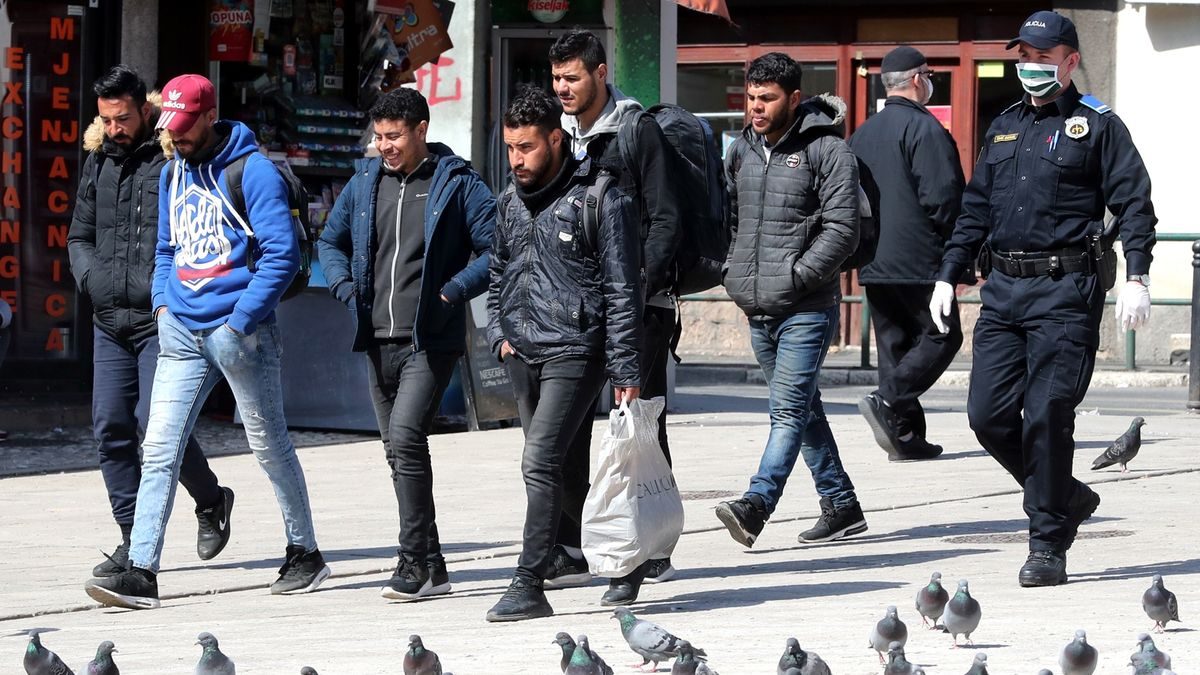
270, 545, 331, 595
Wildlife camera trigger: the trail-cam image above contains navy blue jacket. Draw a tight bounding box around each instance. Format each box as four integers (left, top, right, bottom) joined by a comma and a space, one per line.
317, 143, 496, 352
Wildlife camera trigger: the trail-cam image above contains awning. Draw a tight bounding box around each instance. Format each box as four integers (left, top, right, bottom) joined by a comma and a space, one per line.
677, 0, 731, 21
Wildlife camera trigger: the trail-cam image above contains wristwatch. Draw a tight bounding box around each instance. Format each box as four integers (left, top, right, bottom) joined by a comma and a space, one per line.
1128, 274, 1151, 287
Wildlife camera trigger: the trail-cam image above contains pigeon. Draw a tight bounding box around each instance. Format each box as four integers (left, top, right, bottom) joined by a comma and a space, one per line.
300, 669, 319, 675
86, 641, 118, 675
871, 605, 909, 663
694, 664, 718, 675
884, 642, 914, 675
777, 637, 831, 675
25, 632, 75, 675
1092, 417, 1144, 472
613, 607, 705, 671
1059, 629, 1098, 675
912, 670, 927, 675
670, 641, 706, 675
965, 651, 988, 675
1142, 575, 1180, 633
944, 579, 982, 646
555, 633, 577, 672
1038, 670, 1054, 675
1132, 632, 1171, 671
195, 633, 234, 675
567, 636, 606, 675
403, 635, 442, 675
916, 571, 950, 629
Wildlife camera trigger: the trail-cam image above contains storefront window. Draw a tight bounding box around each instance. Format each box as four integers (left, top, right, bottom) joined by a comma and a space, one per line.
1, 2, 87, 365
975, 60, 1020, 152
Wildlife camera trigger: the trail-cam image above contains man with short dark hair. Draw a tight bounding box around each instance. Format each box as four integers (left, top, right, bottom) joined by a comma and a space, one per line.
84, 73, 329, 610
485, 85, 642, 622
68, 64, 232, 578
317, 88, 495, 602
850, 46, 968, 461
715, 52, 869, 549
547, 28, 682, 603
932, 11, 1157, 586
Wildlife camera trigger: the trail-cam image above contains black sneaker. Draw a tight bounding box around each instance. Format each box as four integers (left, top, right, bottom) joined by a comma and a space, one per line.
1063, 484, 1101, 551
1018, 550, 1068, 587
798, 497, 869, 543
892, 436, 944, 462
85, 567, 160, 610
92, 542, 130, 578
270, 545, 331, 595
715, 497, 767, 548
486, 576, 554, 622
643, 557, 676, 584
195, 486, 235, 561
859, 394, 905, 459
600, 560, 649, 606
380, 554, 451, 601
542, 545, 592, 589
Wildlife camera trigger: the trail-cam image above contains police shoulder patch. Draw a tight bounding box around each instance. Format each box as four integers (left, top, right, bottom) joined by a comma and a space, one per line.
1080, 94, 1112, 115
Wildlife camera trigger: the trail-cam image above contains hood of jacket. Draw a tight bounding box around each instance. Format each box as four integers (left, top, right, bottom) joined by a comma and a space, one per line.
744, 93, 847, 148
563, 84, 643, 153
83, 90, 164, 156
160, 119, 258, 168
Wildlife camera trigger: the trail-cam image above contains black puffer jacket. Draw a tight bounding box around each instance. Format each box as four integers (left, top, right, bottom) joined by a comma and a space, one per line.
850, 96, 972, 285
487, 155, 643, 387
723, 95, 860, 318
68, 106, 167, 342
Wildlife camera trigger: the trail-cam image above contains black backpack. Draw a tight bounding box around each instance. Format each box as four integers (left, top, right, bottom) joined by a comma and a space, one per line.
170, 155, 313, 300
616, 104, 730, 295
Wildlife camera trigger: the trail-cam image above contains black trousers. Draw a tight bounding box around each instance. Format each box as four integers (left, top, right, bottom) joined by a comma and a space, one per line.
366, 340, 460, 563
92, 326, 220, 526
967, 271, 1103, 552
866, 284, 963, 438
506, 355, 607, 581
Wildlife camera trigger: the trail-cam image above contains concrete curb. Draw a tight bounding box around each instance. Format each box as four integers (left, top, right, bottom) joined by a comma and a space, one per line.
677, 363, 1190, 388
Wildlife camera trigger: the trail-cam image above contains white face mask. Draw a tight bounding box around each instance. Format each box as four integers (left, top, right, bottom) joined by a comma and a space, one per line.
1016, 62, 1064, 98
922, 75, 935, 105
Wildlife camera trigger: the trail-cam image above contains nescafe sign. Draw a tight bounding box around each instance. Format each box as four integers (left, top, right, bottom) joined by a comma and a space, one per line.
528, 0, 569, 23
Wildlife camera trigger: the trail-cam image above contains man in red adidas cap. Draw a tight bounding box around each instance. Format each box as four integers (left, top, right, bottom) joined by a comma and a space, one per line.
85, 73, 331, 610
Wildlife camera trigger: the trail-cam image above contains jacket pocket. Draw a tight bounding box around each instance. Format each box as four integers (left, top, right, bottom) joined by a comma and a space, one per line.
986, 139, 1018, 197
553, 203, 585, 259
556, 292, 585, 331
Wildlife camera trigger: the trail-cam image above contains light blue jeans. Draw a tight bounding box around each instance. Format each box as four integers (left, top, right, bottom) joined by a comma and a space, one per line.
129, 310, 318, 573
745, 305, 857, 514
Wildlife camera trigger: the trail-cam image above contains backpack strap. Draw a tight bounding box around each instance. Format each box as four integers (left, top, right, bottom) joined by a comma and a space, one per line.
582, 172, 616, 256
224, 155, 250, 226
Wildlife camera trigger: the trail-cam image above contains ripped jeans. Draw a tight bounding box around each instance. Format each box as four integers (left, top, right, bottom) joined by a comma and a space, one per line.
128, 310, 318, 573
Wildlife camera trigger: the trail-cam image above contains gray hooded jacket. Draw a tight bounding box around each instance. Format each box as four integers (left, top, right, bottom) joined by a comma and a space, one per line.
723, 94, 861, 318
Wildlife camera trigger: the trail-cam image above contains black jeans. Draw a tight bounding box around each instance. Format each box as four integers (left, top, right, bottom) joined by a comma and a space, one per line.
92, 326, 220, 526
506, 355, 607, 581
866, 284, 963, 438
366, 340, 460, 563
967, 271, 1103, 552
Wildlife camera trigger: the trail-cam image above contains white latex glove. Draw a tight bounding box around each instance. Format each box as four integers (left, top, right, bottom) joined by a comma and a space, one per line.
929, 281, 955, 334
1115, 280, 1151, 332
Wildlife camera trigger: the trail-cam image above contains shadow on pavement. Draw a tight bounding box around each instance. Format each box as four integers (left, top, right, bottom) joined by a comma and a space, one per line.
628, 579, 906, 614
1069, 557, 1200, 584
697, 548, 996, 578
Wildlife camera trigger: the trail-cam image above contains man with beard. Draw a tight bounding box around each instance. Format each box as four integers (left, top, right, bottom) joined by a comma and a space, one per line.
547, 28, 683, 605
715, 53, 869, 548
84, 73, 329, 610
69, 65, 233, 579
485, 86, 642, 622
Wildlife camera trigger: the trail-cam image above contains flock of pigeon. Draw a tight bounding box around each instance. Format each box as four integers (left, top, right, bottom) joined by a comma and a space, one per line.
20, 572, 1181, 674
18, 416, 1173, 674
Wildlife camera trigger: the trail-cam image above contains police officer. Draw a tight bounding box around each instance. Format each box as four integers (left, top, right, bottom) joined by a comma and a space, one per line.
930, 10, 1156, 587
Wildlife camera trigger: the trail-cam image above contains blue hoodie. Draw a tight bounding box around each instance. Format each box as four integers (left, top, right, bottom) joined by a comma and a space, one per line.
152, 121, 298, 335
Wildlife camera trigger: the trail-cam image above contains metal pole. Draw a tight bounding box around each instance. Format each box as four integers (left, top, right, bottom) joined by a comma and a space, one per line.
861, 300, 871, 369
1125, 329, 1136, 370
1188, 240, 1200, 411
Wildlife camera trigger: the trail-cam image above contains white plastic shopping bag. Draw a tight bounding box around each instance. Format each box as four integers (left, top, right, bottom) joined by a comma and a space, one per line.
581, 397, 684, 577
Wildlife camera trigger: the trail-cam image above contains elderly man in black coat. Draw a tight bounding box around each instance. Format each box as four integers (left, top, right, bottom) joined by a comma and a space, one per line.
850, 46, 970, 462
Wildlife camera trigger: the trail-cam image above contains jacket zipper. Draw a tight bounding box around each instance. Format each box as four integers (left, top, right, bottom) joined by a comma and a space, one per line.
755, 149, 770, 308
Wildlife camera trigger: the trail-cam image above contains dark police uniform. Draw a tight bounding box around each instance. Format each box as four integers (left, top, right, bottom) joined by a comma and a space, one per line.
939, 81, 1156, 564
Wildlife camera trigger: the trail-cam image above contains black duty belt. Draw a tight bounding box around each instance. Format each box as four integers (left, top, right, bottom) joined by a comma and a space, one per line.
990, 249, 1092, 278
